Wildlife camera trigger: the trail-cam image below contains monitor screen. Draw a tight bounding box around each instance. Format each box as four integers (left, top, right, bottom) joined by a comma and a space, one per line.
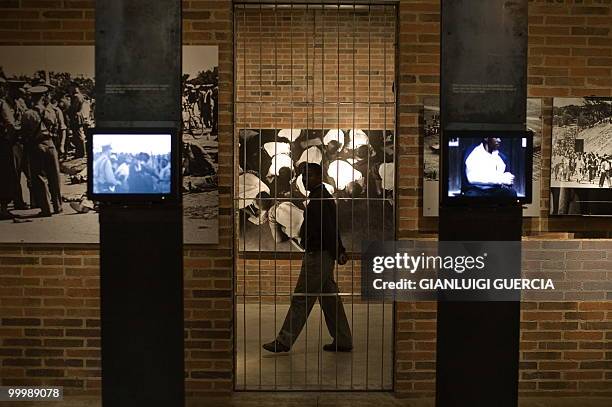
88, 129, 179, 201
443, 131, 533, 205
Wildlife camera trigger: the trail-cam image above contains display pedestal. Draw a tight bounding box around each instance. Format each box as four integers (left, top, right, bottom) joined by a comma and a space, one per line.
99, 204, 184, 407
436, 205, 522, 407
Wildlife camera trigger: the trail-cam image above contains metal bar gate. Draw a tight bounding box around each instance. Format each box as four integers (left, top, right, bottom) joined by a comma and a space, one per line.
234, 1, 397, 391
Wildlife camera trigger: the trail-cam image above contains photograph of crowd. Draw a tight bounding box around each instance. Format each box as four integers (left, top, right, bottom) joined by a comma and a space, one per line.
422, 97, 543, 216
238, 128, 395, 253
181, 46, 219, 244
0, 45, 219, 243
550, 97, 612, 216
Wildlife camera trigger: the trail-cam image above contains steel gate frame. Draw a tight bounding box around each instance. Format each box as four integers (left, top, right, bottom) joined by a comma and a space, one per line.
232, 0, 400, 392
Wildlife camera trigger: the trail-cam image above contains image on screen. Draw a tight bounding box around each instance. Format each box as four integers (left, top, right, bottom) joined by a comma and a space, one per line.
447, 136, 529, 199
91, 133, 172, 194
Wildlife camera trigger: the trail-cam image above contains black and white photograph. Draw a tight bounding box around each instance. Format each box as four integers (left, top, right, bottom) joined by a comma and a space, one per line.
0, 45, 219, 243
423, 98, 441, 182
181, 45, 219, 243
422, 97, 543, 216
238, 128, 395, 252
550, 97, 612, 216
0, 46, 98, 242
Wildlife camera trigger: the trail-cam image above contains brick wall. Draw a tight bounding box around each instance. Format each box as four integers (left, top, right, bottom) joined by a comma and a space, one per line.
235, 5, 396, 130
0, 0, 611, 401
0, 0, 235, 399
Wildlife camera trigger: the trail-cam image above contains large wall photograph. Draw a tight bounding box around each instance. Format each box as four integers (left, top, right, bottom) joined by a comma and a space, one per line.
550, 97, 612, 216
238, 128, 395, 253
422, 97, 543, 217
0, 45, 219, 243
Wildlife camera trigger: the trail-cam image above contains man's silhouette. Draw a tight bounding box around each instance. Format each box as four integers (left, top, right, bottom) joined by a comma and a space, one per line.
263, 163, 353, 353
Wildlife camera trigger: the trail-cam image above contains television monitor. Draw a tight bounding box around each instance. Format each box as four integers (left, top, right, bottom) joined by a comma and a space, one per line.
87, 128, 181, 202
441, 130, 533, 206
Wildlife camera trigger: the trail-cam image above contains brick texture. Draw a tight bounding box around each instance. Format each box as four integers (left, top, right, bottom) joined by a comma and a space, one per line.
0, 0, 611, 401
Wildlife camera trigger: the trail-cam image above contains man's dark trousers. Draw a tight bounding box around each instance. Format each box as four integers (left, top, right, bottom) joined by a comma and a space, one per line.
276, 250, 352, 349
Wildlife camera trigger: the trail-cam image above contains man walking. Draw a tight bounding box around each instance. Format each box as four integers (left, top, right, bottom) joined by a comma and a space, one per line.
263, 163, 353, 353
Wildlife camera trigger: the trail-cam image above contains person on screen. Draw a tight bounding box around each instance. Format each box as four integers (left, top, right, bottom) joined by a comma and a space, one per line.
158, 158, 172, 192
93, 144, 121, 193
114, 156, 130, 193
463, 137, 517, 198
128, 152, 161, 193
263, 163, 352, 354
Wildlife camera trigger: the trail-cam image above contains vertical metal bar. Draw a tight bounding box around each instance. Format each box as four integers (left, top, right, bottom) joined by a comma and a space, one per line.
350, 0, 356, 391
318, 2, 325, 389
289, 1, 294, 391
381, 3, 388, 390
365, 0, 372, 391
241, 6, 248, 390
273, 1, 279, 391
335, 0, 341, 390
392, 1, 400, 391
258, 2, 263, 389
304, 1, 310, 389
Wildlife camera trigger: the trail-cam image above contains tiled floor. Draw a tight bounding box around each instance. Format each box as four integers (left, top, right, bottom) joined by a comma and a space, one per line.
236, 303, 394, 390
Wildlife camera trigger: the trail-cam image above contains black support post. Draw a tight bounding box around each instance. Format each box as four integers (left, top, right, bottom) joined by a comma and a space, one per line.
436, 1, 528, 406
95, 1, 184, 406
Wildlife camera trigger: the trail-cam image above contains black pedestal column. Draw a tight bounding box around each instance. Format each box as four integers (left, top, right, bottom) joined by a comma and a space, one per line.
436, 206, 522, 406
436, 1, 528, 406
99, 206, 184, 406
95, 1, 184, 406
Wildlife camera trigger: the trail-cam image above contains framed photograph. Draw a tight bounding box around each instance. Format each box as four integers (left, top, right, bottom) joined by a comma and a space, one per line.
237, 128, 395, 253
0, 45, 219, 243
550, 97, 612, 216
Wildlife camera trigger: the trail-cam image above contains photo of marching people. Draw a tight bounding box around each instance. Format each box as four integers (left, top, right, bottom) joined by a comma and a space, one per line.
238, 128, 395, 253
0, 45, 219, 243
550, 97, 612, 216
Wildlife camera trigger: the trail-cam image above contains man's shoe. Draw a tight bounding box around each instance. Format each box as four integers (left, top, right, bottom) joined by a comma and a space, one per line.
323, 342, 352, 352
262, 340, 290, 353
33, 211, 52, 218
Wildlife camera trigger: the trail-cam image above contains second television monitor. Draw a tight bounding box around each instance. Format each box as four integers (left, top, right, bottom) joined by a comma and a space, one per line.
442, 130, 533, 206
